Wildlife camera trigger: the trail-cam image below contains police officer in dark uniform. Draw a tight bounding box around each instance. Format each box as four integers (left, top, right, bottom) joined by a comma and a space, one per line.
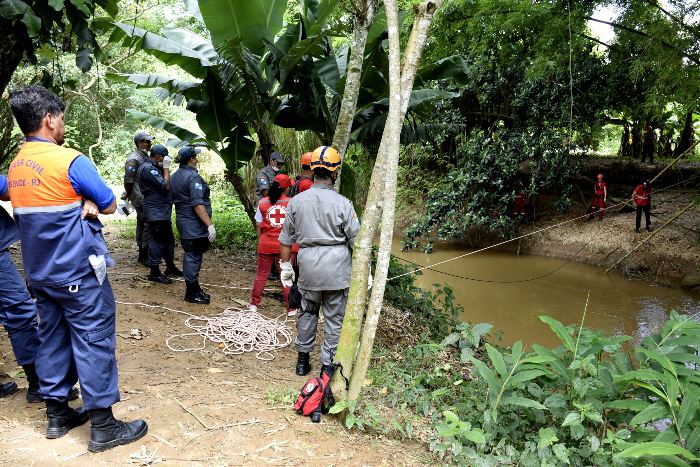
0, 176, 80, 403
137, 144, 182, 283
124, 131, 154, 264
170, 146, 215, 304
257, 151, 285, 280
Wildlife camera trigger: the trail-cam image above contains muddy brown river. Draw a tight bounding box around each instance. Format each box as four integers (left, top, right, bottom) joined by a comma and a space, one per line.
390, 237, 700, 349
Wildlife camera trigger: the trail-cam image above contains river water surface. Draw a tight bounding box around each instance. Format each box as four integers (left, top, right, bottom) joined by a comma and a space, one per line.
390, 237, 700, 349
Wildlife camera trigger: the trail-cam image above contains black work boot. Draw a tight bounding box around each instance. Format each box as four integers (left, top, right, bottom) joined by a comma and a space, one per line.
88, 407, 148, 452
164, 261, 183, 277
0, 382, 18, 398
195, 281, 210, 300
296, 352, 311, 376
45, 400, 89, 439
646, 226, 652, 232
636, 228, 641, 234
148, 266, 172, 284
185, 281, 209, 304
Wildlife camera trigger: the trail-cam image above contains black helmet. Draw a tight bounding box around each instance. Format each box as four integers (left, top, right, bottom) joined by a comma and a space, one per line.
643, 179, 650, 187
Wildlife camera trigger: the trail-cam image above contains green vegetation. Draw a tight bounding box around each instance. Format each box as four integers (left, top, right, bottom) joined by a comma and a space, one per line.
335, 262, 700, 466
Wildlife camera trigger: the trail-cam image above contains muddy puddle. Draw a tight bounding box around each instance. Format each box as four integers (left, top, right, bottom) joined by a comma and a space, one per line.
390, 237, 700, 349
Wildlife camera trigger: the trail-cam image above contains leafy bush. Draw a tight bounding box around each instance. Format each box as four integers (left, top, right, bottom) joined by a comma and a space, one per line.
403, 129, 581, 251
353, 307, 700, 467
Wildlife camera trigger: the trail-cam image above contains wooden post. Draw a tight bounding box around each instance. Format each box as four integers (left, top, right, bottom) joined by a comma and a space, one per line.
604, 201, 697, 274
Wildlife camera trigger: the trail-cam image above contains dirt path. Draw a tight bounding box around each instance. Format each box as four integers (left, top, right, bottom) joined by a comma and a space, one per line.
0, 223, 426, 466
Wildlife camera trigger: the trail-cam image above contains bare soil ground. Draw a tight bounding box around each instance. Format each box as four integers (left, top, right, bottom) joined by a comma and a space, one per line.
0, 222, 428, 467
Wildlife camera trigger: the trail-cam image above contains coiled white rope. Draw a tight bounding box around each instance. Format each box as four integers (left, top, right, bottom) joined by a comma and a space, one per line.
115, 301, 293, 361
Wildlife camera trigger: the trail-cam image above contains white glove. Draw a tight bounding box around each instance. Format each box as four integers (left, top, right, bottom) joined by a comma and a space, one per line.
279, 260, 295, 287
207, 224, 216, 242
163, 155, 172, 169
125, 199, 133, 211
120, 190, 128, 200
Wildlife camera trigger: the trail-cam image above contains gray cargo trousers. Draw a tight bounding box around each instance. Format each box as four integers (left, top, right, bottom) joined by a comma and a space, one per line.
295, 287, 349, 365
135, 207, 151, 248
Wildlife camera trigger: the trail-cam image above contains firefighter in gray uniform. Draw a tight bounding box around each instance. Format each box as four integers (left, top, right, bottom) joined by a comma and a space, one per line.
137, 144, 182, 284
124, 131, 154, 263
279, 146, 359, 378
170, 146, 215, 304
257, 151, 285, 280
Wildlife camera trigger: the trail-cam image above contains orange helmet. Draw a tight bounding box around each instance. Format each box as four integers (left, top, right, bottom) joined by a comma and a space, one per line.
310, 146, 341, 171
301, 152, 313, 166
597, 174, 603, 179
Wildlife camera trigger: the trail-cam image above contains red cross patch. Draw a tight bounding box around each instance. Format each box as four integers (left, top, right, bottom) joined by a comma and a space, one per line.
266, 205, 287, 227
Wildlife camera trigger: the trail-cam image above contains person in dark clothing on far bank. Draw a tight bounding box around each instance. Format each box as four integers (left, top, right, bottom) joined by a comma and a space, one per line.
138, 144, 182, 283
633, 179, 652, 233
642, 126, 657, 163
170, 146, 214, 304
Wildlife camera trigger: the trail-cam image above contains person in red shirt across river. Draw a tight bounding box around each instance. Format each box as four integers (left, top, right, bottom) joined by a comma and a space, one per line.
633, 179, 652, 233
588, 174, 607, 221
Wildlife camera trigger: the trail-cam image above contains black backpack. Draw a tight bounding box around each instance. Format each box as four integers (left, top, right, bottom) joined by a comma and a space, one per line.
288, 175, 310, 198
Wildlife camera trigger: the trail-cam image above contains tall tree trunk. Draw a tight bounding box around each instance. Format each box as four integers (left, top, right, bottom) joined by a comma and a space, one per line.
332, 0, 378, 193
675, 110, 695, 157
332, 0, 446, 399
224, 169, 257, 227
632, 121, 642, 159
346, 0, 402, 401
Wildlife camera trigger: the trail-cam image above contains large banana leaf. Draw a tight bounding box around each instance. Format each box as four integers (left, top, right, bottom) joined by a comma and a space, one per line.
416, 55, 470, 86
198, 0, 288, 52
105, 73, 202, 100
219, 123, 257, 169
127, 110, 205, 143
197, 71, 235, 143
162, 27, 218, 61
183, 0, 203, 22
110, 22, 213, 78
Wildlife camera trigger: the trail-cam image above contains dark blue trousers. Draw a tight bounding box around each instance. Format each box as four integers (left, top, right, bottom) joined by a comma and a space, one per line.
32, 272, 120, 410
147, 221, 175, 266
0, 249, 40, 365
181, 237, 210, 282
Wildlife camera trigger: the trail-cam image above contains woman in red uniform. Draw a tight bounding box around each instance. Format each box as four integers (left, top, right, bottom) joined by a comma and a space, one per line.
248, 174, 299, 316
588, 174, 606, 221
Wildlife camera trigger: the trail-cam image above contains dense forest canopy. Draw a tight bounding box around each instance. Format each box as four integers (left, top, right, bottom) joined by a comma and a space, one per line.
1, 0, 698, 229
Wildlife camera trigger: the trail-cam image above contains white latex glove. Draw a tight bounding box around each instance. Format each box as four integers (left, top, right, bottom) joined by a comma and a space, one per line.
279, 260, 295, 287
207, 224, 216, 242
163, 155, 172, 169
125, 199, 133, 211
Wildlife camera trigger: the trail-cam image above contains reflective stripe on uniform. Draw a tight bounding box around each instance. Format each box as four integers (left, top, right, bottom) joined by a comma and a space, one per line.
13, 200, 82, 214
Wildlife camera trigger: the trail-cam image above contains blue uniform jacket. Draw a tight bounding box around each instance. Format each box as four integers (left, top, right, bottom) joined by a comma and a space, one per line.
137, 159, 172, 222
170, 165, 212, 239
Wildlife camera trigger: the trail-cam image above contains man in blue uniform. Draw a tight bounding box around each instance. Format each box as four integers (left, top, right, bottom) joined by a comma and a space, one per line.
170, 146, 215, 304
9, 86, 147, 451
137, 144, 182, 283
0, 176, 80, 403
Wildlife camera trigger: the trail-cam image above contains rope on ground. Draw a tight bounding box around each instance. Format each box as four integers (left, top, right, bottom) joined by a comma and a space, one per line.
388, 175, 698, 282
114, 301, 293, 361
